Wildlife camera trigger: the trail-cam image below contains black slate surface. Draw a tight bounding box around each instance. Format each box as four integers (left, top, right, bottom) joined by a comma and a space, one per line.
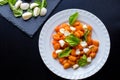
0, 0, 61, 37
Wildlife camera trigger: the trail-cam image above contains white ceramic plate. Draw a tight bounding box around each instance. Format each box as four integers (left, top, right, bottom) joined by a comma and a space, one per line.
38, 9, 110, 79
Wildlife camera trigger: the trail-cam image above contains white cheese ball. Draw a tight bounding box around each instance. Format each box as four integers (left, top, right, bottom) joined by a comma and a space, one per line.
55, 50, 62, 54
40, 7, 47, 16
20, 3, 29, 10
80, 41, 87, 47
72, 64, 79, 69
83, 48, 89, 53
59, 40, 65, 47
87, 57, 92, 62
70, 26, 76, 31
15, 0, 22, 9
22, 12, 32, 20
82, 24, 88, 29
64, 30, 70, 36
59, 28, 65, 34
33, 7, 40, 17
75, 49, 80, 55
30, 3, 39, 9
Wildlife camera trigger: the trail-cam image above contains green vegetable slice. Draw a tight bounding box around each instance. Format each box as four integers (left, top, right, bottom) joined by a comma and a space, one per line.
58, 47, 72, 58
65, 34, 80, 47
0, 0, 8, 6
83, 29, 90, 41
69, 12, 79, 25
8, 0, 23, 17
78, 55, 87, 67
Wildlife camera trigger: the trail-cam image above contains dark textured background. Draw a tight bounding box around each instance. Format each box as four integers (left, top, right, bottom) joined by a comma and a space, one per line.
0, 0, 120, 80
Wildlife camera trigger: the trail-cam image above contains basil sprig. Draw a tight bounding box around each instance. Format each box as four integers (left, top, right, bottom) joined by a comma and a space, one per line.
0, 0, 8, 6
69, 12, 79, 26
65, 34, 80, 47
58, 47, 72, 58
8, 0, 23, 17
78, 55, 87, 67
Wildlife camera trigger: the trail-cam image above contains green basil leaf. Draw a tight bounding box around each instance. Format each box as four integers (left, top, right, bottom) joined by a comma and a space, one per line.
12, 8, 23, 17
65, 34, 80, 47
69, 12, 79, 25
35, 0, 41, 8
78, 55, 87, 67
41, 0, 47, 8
83, 30, 90, 41
35, 0, 41, 3
8, 0, 23, 17
58, 47, 72, 58
0, 0, 8, 5
8, 0, 16, 5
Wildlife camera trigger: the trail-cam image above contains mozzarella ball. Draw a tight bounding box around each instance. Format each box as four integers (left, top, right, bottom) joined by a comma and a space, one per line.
72, 64, 79, 69
20, 3, 29, 10
40, 7, 47, 16
59, 40, 65, 47
55, 50, 62, 54
15, 0, 22, 9
87, 57, 92, 62
22, 12, 32, 20
33, 7, 40, 17
30, 3, 39, 9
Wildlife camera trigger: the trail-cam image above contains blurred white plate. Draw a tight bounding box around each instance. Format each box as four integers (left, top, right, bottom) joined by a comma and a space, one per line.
38, 9, 110, 79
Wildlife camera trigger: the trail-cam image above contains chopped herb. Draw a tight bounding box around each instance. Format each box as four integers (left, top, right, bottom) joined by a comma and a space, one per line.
69, 12, 79, 25
58, 47, 72, 58
65, 34, 80, 47
78, 55, 87, 67
0, 0, 8, 6
8, 0, 23, 17
83, 30, 90, 41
